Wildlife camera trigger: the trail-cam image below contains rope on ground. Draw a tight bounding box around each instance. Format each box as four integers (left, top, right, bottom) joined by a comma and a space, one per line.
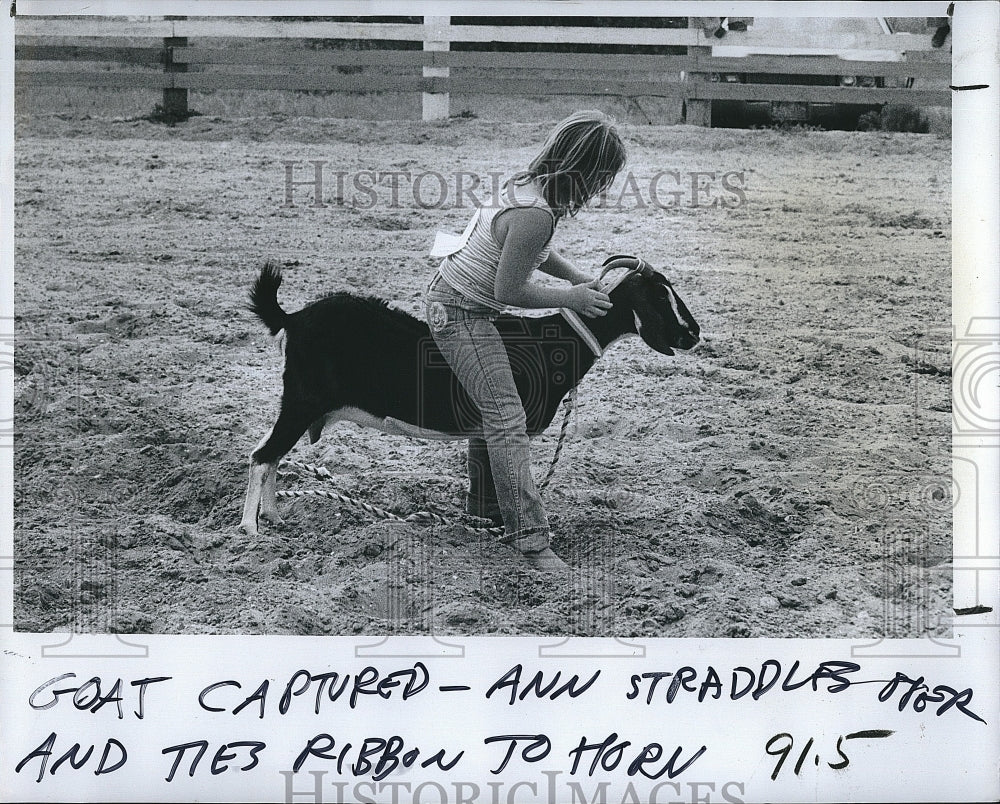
536, 387, 575, 492
274, 389, 577, 541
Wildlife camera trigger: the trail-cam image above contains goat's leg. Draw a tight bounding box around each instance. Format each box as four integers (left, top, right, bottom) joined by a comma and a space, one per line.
239, 404, 318, 535
240, 426, 274, 536
259, 462, 283, 524
307, 415, 327, 444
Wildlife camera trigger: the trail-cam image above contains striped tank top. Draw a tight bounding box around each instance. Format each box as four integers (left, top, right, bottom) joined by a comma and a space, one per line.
438, 181, 556, 311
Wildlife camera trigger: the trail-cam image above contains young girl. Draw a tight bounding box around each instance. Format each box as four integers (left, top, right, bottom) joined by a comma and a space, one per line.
424, 110, 627, 571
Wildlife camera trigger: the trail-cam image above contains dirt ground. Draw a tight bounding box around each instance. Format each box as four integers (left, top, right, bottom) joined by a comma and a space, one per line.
13, 112, 952, 638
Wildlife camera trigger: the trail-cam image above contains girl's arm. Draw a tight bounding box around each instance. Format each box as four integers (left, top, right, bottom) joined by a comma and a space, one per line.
537, 248, 592, 285
493, 208, 611, 317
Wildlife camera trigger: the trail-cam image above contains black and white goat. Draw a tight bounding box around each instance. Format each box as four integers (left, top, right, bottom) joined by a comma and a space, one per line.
240, 256, 700, 535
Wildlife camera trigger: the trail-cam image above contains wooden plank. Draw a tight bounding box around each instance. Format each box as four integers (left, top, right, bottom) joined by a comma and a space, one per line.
172, 18, 425, 40
14, 68, 425, 93
15, 18, 175, 38
714, 30, 938, 52
14, 70, 171, 88
162, 26, 189, 119
16, 34, 168, 48
15, 35, 165, 50
15, 70, 949, 105
448, 77, 686, 97
170, 47, 692, 72
688, 82, 951, 105
13, 17, 939, 52
239, 1, 683, 15
170, 18, 699, 45
167, 18, 696, 44
11, 68, 950, 105
172, 73, 436, 92
15, 44, 165, 63
685, 41, 713, 126
422, 15, 450, 121
439, 24, 698, 46
438, 51, 691, 71
173, 47, 431, 67
693, 55, 950, 78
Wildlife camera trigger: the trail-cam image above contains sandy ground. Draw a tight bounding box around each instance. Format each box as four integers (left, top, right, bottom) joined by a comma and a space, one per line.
13, 113, 952, 637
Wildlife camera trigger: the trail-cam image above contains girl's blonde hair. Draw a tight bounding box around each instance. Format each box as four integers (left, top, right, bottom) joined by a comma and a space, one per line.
514, 110, 627, 218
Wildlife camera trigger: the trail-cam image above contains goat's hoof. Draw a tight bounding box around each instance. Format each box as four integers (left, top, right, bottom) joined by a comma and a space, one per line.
238, 521, 259, 536
259, 510, 284, 525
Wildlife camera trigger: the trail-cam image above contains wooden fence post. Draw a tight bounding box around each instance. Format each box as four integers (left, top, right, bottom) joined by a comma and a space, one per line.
422, 15, 450, 121
685, 18, 712, 127
162, 15, 188, 119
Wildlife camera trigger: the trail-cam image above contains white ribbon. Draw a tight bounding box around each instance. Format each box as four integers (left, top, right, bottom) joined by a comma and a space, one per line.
429, 207, 482, 258
560, 308, 604, 358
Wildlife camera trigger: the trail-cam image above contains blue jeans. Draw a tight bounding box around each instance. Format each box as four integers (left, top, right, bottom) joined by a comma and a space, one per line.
424, 274, 549, 552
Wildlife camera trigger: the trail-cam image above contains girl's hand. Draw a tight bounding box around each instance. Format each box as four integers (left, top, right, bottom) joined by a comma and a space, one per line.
567, 280, 612, 318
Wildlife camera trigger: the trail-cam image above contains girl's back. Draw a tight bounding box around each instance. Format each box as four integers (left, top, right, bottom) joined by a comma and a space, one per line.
438, 181, 556, 311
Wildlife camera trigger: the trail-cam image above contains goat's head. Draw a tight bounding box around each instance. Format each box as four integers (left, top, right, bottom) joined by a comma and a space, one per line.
600, 255, 700, 355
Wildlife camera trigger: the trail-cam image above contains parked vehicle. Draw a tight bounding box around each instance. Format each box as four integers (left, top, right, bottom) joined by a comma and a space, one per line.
702, 17, 923, 127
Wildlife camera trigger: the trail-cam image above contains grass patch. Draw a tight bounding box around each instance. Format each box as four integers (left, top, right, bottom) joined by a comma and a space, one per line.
857, 103, 932, 134
142, 103, 203, 126
839, 202, 940, 229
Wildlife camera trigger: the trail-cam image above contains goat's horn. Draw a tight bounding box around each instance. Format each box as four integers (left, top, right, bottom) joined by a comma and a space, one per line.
599, 255, 642, 282
602, 254, 640, 269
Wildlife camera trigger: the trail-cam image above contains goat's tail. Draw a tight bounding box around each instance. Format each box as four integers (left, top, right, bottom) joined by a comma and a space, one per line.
249, 261, 288, 336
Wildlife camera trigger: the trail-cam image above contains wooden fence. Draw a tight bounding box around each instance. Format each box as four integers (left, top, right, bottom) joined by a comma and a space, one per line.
14, 16, 951, 124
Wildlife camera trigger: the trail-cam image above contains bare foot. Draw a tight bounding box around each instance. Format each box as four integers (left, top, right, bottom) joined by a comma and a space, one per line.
522, 547, 570, 572
259, 510, 284, 525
